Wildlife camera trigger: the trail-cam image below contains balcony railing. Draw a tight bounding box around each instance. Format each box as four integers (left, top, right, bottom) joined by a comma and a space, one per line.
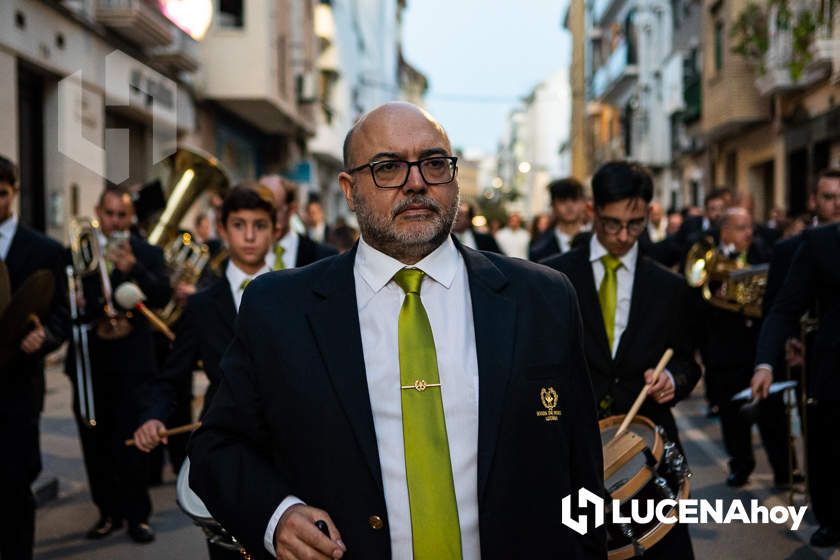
94, 0, 173, 46
148, 28, 199, 72
592, 40, 638, 99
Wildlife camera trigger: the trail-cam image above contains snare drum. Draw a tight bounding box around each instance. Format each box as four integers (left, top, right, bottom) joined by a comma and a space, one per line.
176, 458, 251, 559
599, 415, 691, 560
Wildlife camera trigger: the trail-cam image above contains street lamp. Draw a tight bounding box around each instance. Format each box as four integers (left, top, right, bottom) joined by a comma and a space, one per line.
518, 161, 532, 174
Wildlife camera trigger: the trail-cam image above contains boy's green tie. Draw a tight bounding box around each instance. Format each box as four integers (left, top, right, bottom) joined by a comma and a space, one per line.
599, 254, 622, 351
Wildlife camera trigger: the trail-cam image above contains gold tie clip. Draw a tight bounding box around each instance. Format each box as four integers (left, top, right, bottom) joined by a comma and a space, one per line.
400, 379, 441, 392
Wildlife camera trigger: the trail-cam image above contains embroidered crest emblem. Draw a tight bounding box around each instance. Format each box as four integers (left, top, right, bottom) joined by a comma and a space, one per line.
537, 387, 561, 421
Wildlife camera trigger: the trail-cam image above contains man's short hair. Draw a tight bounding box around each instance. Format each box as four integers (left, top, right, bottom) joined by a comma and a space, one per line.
0, 155, 17, 187
591, 161, 653, 208
547, 177, 585, 203
97, 184, 132, 208
705, 187, 731, 205
343, 125, 356, 170
814, 167, 840, 192
221, 183, 278, 226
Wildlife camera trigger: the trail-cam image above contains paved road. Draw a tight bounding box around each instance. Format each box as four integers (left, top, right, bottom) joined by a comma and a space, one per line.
34, 364, 840, 559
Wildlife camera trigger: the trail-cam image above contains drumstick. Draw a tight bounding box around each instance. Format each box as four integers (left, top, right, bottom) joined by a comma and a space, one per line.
611, 348, 673, 441
125, 421, 202, 447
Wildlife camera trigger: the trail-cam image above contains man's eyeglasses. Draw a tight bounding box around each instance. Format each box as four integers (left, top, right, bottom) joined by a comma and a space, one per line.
346, 156, 458, 189
597, 215, 647, 236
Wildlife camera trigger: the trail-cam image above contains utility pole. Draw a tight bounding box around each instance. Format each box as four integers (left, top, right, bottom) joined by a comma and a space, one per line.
569, 0, 589, 180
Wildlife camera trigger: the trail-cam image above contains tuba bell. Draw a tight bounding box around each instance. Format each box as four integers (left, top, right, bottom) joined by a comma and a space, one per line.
146, 147, 230, 325
684, 236, 768, 317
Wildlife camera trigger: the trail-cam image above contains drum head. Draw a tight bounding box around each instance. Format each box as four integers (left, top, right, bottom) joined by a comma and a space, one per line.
176, 458, 214, 522
600, 415, 662, 496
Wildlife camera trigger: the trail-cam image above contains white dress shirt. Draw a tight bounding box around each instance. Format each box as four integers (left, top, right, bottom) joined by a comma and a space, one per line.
554, 228, 574, 254
648, 220, 667, 242
0, 213, 18, 260
494, 227, 530, 259
589, 235, 676, 386
589, 235, 637, 357
454, 228, 477, 250
263, 236, 481, 559
225, 260, 271, 312
266, 230, 300, 270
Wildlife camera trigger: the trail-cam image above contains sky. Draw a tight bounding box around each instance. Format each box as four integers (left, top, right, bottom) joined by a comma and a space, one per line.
402, 0, 572, 155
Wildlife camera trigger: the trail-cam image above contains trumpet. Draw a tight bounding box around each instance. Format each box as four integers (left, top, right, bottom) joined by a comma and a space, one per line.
158, 233, 209, 325
66, 265, 96, 427
68, 217, 132, 340
684, 237, 768, 317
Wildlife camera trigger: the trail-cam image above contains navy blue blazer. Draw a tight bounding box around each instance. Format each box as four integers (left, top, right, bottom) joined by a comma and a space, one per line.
189, 239, 607, 559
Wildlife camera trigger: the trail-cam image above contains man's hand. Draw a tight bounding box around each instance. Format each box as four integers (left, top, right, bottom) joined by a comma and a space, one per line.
751, 367, 773, 400
133, 419, 167, 453
275, 504, 346, 560
645, 368, 675, 404
20, 315, 46, 354
174, 282, 197, 304
785, 337, 804, 368
107, 240, 136, 274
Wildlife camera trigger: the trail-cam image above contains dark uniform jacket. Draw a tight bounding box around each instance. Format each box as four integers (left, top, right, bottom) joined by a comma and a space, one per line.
189, 241, 607, 559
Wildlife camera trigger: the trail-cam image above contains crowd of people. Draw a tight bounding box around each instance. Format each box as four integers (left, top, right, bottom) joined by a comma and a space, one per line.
0, 100, 838, 559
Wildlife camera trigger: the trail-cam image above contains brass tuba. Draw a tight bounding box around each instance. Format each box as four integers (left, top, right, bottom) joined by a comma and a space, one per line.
684, 236, 768, 317
147, 147, 230, 325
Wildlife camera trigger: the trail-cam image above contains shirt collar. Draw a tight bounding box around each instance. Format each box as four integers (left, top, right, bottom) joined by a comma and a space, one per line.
0, 212, 18, 240
226, 259, 271, 290
589, 233, 638, 272
279, 228, 297, 251
356, 235, 460, 294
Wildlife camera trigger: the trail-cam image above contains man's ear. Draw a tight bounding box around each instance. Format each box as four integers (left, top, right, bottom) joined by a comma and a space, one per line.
338, 172, 356, 212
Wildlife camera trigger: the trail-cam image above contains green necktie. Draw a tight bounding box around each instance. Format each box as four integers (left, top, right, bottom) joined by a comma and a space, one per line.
239, 278, 251, 290
273, 244, 286, 271
393, 268, 462, 559
599, 254, 622, 351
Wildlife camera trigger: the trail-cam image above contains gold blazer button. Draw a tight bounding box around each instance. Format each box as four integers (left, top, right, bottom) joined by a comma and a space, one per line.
368, 515, 384, 530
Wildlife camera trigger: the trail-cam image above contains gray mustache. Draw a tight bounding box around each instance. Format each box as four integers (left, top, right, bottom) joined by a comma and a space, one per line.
391, 196, 442, 218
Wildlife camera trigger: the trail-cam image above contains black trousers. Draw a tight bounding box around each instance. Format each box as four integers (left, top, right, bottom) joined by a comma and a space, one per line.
74, 381, 151, 525
0, 413, 39, 560
806, 401, 840, 530
718, 392, 791, 482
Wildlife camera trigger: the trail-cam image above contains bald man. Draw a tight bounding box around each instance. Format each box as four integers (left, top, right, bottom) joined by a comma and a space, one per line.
188, 102, 606, 559
698, 207, 791, 489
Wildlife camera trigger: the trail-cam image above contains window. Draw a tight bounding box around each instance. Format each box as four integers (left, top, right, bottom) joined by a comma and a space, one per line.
218, 0, 243, 28
714, 20, 724, 72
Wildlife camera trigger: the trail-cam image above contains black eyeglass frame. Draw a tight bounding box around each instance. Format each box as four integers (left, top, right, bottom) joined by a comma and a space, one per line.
595, 213, 648, 236
345, 156, 459, 189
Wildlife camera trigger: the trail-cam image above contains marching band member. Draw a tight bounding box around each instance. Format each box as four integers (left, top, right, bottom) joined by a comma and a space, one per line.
188, 102, 606, 559
260, 176, 337, 270
543, 160, 699, 559
753, 219, 840, 548
700, 207, 790, 489
0, 155, 68, 560
133, 184, 277, 559
66, 185, 170, 544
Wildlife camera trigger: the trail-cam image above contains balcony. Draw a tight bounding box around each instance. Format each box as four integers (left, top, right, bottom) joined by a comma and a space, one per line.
592, 40, 638, 103
148, 29, 199, 73
94, 0, 173, 47
755, 4, 831, 95
808, 11, 840, 80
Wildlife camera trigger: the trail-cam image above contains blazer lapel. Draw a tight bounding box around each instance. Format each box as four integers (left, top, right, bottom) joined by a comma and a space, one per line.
569, 248, 612, 361
614, 256, 653, 364
306, 247, 383, 491
211, 276, 237, 330
457, 241, 517, 503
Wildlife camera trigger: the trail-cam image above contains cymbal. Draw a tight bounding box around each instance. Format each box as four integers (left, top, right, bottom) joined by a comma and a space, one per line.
0, 260, 10, 313
0, 269, 55, 369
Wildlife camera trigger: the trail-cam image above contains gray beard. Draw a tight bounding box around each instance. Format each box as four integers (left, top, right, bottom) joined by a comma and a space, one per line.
353, 188, 459, 264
